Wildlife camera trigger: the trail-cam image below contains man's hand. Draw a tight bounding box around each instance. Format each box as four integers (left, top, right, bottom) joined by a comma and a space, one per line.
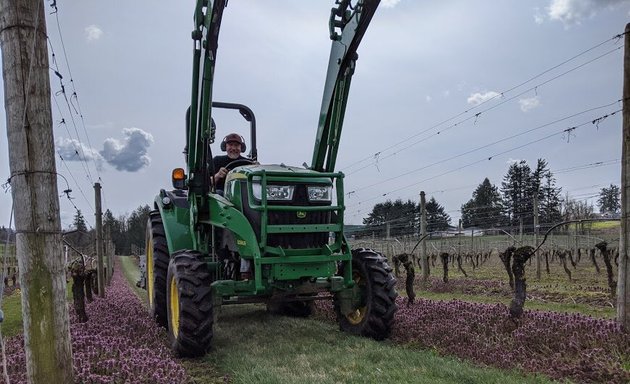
214, 167, 228, 181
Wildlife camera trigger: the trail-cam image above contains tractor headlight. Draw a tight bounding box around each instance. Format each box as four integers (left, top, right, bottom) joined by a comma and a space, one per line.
252, 183, 295, 201
307, 185, 332, 202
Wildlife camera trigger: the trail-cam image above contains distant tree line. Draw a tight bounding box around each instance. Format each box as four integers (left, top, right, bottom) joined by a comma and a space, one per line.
104, 205, 152, 255
64, 205, 152, 256
463, 158, 563, 230
0, 226, 15, 243
362, 197, 451, 237
361, 158, 620, 237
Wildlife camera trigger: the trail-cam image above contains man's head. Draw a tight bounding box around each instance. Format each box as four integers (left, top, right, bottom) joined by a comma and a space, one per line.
221, 133, 245, 159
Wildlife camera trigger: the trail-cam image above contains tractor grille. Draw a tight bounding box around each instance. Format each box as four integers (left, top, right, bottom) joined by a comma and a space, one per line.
267, 210, 331, 249
267, 184, 331, 249
241, 182, 333, 249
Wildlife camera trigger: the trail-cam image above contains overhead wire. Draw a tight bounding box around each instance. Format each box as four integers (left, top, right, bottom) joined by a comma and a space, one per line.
57, 154, 94, 212
50, 92, 95, 212
50, 3, 101, 182
48, 41, 94, 184
340, 31, 626, 174
346, 108, 621, 211
347, 100, 622, 194
345, 46, 623, 177
346, 162, 619, 224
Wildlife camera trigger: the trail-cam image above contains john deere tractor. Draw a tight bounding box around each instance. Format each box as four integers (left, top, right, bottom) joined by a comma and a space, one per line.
144, 0, 397, 357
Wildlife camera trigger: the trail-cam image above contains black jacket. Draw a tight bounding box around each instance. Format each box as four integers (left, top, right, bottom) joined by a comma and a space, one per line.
212, 155, 246, 190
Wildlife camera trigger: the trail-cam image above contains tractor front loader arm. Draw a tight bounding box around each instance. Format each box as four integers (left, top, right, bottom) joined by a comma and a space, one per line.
187, 0, 227, 238
311, 0, 380, 173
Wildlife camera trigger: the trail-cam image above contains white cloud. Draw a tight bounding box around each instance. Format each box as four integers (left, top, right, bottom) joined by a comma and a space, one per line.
55, 137, 104, 170
381, 0, 402, 8
533, 7, 545, 24
442, 90, 451, 98
546, 0, 629, 26
467, 91, 500, 106
100, 128, 154, 172
425, 95, 432, 102
85, 25, 103, 41
519, 96, 541, 112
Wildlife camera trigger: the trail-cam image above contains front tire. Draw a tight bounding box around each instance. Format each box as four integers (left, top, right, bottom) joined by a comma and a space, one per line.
334, 248, 398, 340
166, 250, 214, 357
146, 211, 170, 327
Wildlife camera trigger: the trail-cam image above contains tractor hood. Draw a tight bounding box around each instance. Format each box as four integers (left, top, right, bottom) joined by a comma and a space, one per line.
223, 163, 340, 207
226, 163, 335, 185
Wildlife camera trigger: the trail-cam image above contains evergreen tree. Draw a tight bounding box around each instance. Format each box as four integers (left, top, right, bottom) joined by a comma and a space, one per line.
538, 167, 563, 226
73, 210, 88, 232
127, 205, 152, 253
364, 200, 394, 237
364, 199, 418, 237
460, 177, 505, 228
0, 226, 15, 243
103, 209, 126, 254
598, 184, 621, 214
426, 197, 450, 232
500, 158, 562, 231
501, 160, 531, 228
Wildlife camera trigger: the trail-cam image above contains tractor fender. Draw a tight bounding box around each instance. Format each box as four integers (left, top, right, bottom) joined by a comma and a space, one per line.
154, 191, 194, 255
205, 194, 260, 260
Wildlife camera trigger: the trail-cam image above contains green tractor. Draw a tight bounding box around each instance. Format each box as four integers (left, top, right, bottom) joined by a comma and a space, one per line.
144, 0, 397, 357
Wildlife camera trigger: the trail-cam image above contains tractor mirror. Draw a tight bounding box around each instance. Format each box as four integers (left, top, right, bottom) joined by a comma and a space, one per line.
172, 168, 187, 190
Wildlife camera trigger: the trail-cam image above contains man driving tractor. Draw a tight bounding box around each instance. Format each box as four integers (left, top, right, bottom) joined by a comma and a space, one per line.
212, 133, 249, 193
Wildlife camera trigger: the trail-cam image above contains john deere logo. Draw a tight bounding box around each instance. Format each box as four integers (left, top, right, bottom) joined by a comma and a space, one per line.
296, 211, 307, 219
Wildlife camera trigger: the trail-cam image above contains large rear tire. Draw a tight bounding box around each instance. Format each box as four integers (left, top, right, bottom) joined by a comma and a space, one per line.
145, 211, 169, 327
166, 250, 214, 357
334, 248, 398, 340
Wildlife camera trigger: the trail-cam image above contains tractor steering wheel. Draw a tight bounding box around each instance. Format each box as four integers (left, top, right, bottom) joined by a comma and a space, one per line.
225, 158, 255, 171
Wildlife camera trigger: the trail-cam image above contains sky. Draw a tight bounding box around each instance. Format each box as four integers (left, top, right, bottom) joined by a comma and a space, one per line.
0, 0, 629, 229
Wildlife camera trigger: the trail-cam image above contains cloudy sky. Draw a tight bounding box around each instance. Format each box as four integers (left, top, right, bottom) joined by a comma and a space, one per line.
1, 0, 628, 228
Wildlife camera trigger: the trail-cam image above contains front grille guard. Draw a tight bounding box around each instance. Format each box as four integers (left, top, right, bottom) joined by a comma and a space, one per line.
245, 170, 346, 257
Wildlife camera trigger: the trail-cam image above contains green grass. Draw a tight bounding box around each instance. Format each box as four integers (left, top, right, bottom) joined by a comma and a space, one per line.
118, 255, 147, 306
0, 270, 91, 339
192, 305, 554, 384
590, 220, 620, 230
118, 256, 555, 383
1, 291, 22, 338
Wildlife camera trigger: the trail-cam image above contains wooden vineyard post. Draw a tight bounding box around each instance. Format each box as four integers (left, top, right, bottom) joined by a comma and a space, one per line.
105, 224, 112, 285
420, 191, 429, 281
0, 0, 74, 381
618, 22, 630, 329
95, 182, 105, 297
534, 192, 540, 280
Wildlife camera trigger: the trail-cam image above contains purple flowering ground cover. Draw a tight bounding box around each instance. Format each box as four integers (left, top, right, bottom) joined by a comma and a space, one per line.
3, 261, 187, 384
316, 297, 630, 383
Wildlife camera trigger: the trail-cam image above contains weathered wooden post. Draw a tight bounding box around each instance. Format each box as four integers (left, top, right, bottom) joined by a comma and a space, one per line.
105, 224, 112, 285
534, 192, 540, 280
0, 0, 73, 380
618, 22, 630, 329
95, 182, 105, 297
420, 191, 429, 281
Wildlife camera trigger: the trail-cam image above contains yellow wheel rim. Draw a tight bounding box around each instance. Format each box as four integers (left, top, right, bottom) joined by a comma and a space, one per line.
346, 271, 367, 325
146, 231, 154, 307
169, 277, 180, 338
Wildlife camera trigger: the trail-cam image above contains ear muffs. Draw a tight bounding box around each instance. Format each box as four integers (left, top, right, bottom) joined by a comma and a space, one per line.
220, 135, 246, 152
